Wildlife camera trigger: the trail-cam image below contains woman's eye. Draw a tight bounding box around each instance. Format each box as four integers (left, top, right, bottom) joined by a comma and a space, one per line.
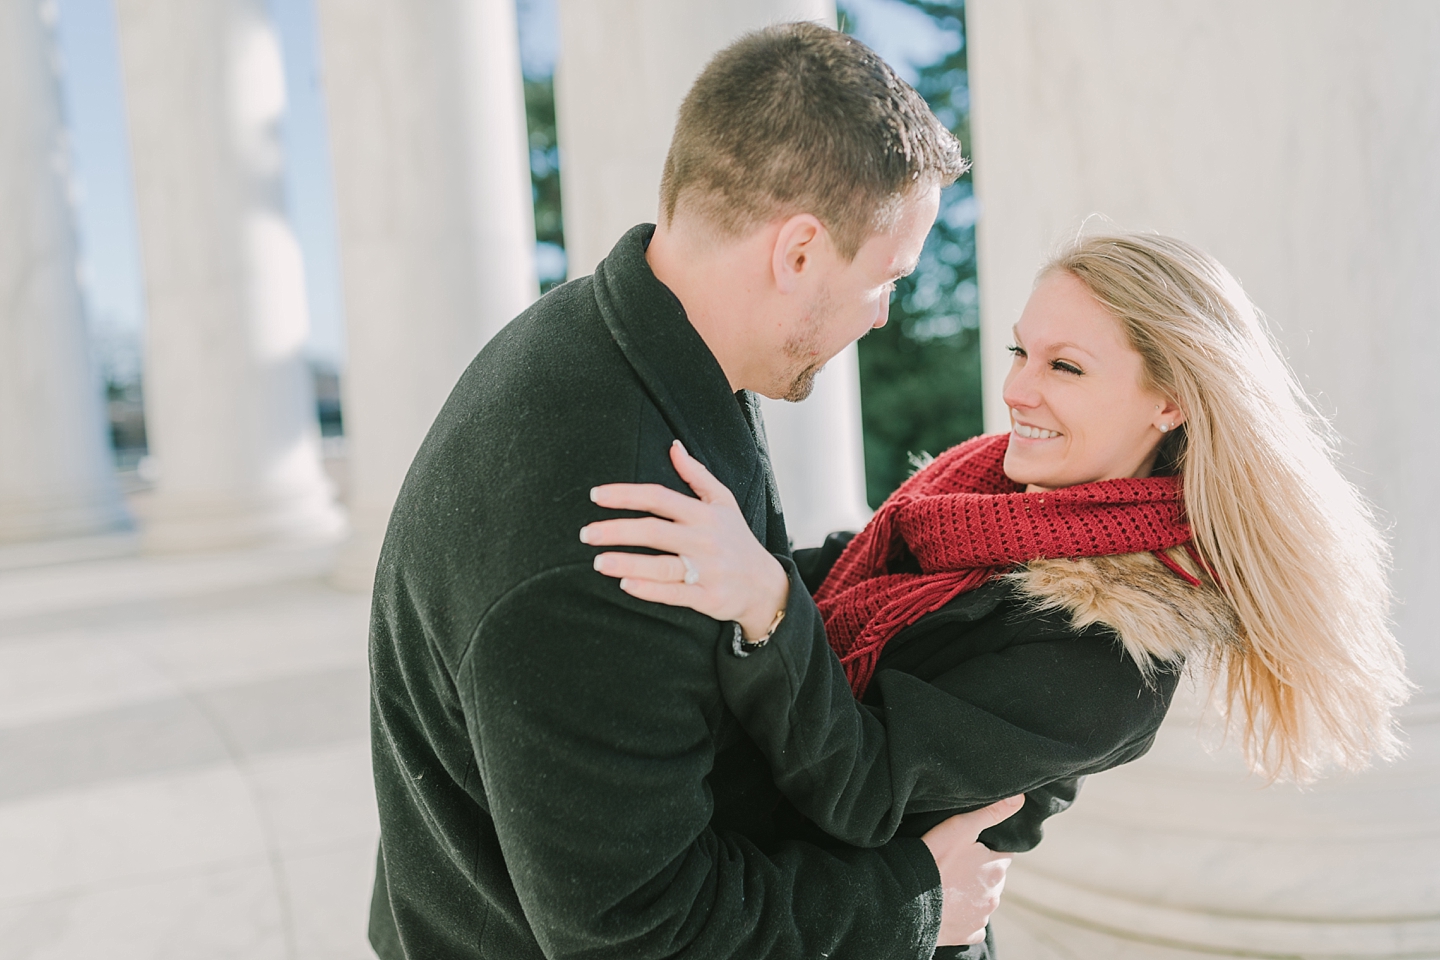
1051, 359, 1083, 375
1006, 344, 1025, 358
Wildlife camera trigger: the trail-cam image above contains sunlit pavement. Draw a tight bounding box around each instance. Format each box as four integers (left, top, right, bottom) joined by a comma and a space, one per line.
0, 535, 378, 960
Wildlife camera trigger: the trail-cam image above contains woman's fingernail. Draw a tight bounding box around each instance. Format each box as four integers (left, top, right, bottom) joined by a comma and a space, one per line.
673, 439, 688, 456
592, 554, 606, 572
589, 487, 600, 502
579, 526, 590, 544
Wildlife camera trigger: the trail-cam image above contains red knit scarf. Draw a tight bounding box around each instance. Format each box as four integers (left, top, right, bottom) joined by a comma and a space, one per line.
814, 433, 1192, 698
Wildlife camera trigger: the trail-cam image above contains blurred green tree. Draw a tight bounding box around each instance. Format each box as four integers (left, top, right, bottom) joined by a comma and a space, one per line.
844, 0, 985, 507
524, 76, 567, 292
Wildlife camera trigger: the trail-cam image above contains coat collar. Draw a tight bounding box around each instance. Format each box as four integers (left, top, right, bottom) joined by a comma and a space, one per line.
591, 224, 788, 551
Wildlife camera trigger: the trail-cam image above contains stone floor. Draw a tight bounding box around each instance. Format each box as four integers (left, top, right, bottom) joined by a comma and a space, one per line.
15, 529, 1427, 960
0, 534, 378, 960
0, 529, 1066, 960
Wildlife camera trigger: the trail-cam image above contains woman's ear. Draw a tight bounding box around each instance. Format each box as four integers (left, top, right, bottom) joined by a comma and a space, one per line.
771, 214, 825, 294
1155, 398, 1186, 432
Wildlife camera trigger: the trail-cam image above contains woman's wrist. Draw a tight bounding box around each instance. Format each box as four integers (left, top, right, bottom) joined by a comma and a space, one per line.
738, 557, 790, 641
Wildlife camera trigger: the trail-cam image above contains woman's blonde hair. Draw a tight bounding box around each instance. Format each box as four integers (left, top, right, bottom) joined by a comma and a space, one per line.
1045, 233, 1410, 782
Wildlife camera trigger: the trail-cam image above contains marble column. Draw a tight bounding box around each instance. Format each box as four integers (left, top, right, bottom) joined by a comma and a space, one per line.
756, 346, 871, 546
113, 0, 342, 552
313, 0, 538, 590
966, 2, 1440, 955
0, 0, 130, 543
555, 0, 872, 546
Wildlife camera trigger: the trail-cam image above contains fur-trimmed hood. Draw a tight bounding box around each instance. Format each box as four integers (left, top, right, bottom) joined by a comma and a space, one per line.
1004, 547, 1238, 676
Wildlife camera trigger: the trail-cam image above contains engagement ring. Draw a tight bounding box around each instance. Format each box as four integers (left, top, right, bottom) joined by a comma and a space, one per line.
680, 555, 700, 585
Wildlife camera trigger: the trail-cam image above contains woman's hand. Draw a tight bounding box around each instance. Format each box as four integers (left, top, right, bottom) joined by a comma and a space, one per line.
581, 441, 789, 641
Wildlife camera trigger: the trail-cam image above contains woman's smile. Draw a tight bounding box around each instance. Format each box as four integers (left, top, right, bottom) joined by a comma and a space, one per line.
1010, 415, 1062, 441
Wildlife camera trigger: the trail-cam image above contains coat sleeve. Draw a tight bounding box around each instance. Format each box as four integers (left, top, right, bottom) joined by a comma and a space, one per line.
462, 564, 943, 960
716, 563, 1178, 849
792, 531, 855, 595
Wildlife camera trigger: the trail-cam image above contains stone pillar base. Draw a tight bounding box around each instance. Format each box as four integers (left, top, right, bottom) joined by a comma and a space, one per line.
328, 504, 387, 593
990, 691, 1440, 960
0, 492, 132, 544
997, 867, 1440, 959
138, 489, 344, 554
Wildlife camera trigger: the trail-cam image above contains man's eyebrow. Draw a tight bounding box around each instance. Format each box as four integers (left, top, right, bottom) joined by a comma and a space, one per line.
893, 258, 920, 280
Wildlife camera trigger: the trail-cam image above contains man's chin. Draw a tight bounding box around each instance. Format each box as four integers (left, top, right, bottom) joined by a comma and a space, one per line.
778, 363, 824, 403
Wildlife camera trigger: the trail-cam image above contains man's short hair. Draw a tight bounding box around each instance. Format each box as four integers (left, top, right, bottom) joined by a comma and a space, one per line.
659, 21, 967, 260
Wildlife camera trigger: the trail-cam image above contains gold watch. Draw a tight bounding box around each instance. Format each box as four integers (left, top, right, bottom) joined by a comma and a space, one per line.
730, 607, 786, 658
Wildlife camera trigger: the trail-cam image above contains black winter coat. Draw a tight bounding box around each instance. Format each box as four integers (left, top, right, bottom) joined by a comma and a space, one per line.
715, 534, 1182, 960
366, 224, 1182, 960
780, 532, 1180, 854
369, 224, 942, 960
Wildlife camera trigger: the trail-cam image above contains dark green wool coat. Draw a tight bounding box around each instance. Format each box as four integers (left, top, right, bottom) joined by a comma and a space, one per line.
367, 224, 1180, 960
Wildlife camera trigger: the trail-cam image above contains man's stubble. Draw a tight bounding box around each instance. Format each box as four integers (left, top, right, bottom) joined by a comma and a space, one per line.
778, 289, 832, 403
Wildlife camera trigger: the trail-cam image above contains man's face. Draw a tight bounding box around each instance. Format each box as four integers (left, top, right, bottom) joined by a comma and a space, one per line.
768, 183, 941, 401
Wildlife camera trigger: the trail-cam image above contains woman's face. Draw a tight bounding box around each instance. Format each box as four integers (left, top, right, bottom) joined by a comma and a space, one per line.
1002, 271, 1183, 492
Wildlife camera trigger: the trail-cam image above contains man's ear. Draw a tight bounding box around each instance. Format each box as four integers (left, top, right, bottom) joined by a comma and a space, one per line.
771, 214, 825, 294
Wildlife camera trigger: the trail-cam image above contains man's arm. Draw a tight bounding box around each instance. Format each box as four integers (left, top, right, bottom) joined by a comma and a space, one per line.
581, 452, 1151, 853
716, 569, 1176, 847
462, 565, 943, 960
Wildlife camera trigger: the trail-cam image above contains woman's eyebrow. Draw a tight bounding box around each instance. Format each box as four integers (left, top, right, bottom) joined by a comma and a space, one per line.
1047, 340, 1099, 360
1011, 328, 1099, 361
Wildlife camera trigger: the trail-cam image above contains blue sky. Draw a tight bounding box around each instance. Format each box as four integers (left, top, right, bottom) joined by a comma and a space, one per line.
55, 0, 950, 375
54, 0, 145, 378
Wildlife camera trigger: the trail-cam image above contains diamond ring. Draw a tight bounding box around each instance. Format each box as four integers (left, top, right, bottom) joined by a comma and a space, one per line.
680, 555, 700, 585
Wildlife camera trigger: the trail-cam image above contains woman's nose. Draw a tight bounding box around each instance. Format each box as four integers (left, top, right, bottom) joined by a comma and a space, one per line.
1002, 362, 1039, 409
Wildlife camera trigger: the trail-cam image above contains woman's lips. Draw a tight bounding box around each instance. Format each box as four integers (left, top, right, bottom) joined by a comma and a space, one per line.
1012, 422, 1061, 440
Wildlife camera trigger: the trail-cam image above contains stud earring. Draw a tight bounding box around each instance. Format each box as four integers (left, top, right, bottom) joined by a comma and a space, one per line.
1160, 423, 1170, 433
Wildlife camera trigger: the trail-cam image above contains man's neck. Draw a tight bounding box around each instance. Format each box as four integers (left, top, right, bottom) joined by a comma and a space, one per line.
646, 219, 770, 394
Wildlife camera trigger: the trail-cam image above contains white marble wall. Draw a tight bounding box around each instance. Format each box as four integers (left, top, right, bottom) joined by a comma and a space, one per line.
314, 0, 538, 590
114, 0, 343, 553
555, 0, 873, 546
0, 0, 130, 543
967, 2, 1440, 955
